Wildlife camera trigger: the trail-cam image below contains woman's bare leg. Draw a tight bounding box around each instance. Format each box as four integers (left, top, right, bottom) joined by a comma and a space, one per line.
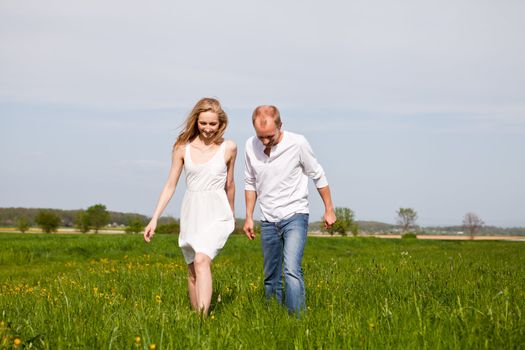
187, 263, 198, 310
193, 253, 212, 314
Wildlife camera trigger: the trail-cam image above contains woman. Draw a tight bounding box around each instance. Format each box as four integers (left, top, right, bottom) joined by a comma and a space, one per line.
144, 97, 237, 315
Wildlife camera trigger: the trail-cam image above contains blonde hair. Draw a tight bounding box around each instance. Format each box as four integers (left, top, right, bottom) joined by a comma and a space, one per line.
252, 105, 282, 127
175, 98, 228, 147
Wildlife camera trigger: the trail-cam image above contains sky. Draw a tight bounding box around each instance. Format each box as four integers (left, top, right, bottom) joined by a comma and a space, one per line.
1, 0, 524, 227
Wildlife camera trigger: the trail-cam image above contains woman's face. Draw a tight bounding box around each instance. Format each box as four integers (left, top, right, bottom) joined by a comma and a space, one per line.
197, 111, 220, 140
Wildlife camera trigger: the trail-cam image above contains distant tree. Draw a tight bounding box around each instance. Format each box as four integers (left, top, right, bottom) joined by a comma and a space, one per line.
16, 217, 30, 233
156, 215, 177, 226
350, 222, 359, 237
463, 212, 484, 240
397, 208, 418, 233
75, 211, 90, 233
86, 204, 110, 233
35, 210, 61, 233
325, 207, 357, 236
125, 219, 145, 234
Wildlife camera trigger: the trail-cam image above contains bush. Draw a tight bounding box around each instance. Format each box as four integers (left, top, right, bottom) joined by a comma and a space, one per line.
324, 207, 357, 236
86, 204, 110, 233
125, 219, 145, 234
401, 232, 418, 239
35, 210, 61, 233
156, 222, 180, 234
75, 211, 90, 233
16, 217, 31, 233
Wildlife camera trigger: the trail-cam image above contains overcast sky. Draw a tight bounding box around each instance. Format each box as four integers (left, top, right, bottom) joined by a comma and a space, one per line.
1, 0, 524, 226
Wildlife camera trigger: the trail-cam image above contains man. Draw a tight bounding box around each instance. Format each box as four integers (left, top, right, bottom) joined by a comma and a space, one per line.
243, 105, 336, 314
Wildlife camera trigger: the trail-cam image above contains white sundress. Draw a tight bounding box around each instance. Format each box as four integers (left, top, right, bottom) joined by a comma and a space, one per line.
178, 142, 235, 264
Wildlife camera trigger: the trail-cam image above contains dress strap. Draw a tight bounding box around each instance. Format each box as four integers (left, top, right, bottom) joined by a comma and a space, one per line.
184, 143, 191, 164
220, 141, 227, 161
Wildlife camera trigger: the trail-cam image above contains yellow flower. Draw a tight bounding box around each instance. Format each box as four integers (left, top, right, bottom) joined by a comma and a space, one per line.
155, 295, 161, 303
14, 337, 22, 347
149, 344, 157, 350
135, 336, 141, 344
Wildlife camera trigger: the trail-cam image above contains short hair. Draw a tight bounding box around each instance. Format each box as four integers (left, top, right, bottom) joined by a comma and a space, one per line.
252, 105, 282, 127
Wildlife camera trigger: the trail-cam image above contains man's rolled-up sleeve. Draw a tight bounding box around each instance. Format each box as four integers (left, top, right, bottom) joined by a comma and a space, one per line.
299, 136, 329, 188
244, 146, 257, 191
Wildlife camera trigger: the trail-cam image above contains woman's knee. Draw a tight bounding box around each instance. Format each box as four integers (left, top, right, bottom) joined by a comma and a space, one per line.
193, 253, 211, 271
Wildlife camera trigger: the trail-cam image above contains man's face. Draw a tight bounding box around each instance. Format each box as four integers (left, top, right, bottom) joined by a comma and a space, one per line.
255, 120, 281, 148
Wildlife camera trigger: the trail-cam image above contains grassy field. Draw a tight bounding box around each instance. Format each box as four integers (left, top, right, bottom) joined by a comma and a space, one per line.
0, 233, 523, 349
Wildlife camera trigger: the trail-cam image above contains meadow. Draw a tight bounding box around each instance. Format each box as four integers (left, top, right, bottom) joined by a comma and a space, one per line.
0, 233, 523, 349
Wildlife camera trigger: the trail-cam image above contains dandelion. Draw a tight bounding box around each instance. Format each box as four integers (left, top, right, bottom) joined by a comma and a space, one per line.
155, 295, 161, 303
135, 336, 141, 344
14, 337, 22, 347
149, 344, 157, 350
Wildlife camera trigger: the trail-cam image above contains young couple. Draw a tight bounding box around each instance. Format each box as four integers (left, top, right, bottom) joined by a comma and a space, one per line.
144, 97, 336, 315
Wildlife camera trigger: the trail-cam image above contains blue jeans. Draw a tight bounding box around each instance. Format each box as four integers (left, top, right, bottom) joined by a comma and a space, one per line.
260, 213, 309, 314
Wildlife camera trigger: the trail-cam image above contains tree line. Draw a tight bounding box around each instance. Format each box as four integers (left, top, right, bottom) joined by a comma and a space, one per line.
7, 205, 179, 235
0, 207, 150, 227
3, 206, 522, 237
321, 207, 501, 239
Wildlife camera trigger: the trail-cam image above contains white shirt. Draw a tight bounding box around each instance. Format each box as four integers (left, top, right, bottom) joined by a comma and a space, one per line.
244, 130, 329, 222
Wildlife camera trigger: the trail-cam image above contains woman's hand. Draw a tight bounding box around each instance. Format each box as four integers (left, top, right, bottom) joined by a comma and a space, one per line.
143, 221, 157, 243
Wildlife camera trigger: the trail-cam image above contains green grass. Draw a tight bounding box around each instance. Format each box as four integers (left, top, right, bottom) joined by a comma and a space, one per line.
0, 233, 524, 349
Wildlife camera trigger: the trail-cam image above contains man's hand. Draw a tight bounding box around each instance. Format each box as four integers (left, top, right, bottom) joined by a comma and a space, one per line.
317, 186, 336, 230
243, 217, 256, 240
323, 209, 337, 230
